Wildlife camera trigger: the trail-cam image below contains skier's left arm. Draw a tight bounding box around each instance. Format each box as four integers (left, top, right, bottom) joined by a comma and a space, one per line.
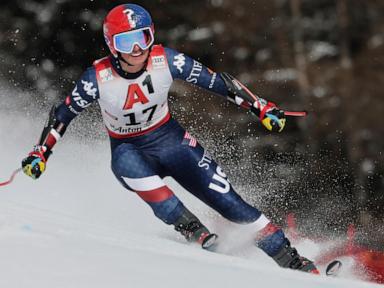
165, 47, 285, 132
21, 68, 99, 179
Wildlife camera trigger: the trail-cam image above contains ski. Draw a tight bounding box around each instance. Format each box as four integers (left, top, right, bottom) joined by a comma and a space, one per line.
325, 260, 343, 276
201, 233, 219, 250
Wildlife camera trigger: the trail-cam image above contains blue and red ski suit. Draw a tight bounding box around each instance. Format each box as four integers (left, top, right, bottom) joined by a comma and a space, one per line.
42, 45, 286, 256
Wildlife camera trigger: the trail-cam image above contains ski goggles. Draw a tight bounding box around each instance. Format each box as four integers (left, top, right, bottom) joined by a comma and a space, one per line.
113, 27, 154, 54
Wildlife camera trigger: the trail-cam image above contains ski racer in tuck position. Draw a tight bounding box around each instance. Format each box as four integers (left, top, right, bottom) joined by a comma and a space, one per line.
22, 4, 318, 274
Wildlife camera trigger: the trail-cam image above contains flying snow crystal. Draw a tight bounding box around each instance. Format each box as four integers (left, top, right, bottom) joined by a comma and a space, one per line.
188, 28, 214, 41
263, 68, 298, 82
307, 41, 338, 62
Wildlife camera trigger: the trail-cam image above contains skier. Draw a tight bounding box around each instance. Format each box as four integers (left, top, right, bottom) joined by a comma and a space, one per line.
22, 4, 319, 274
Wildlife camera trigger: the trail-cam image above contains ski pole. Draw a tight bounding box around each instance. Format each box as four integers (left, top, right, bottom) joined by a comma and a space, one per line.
233, 76, 309, 118
284, 111, 308, 117
0, 168, 22, 187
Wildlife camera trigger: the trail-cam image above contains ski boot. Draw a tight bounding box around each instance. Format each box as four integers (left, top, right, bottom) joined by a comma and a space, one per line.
174, 209, 218, 250
272, 239, 319, 274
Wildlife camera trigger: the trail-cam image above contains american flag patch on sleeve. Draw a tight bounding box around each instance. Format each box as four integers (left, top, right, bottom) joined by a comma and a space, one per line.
182, 131, 197, 147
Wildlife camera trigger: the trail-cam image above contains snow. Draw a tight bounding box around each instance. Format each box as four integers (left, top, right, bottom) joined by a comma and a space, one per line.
307, 41, 338, 62
188, 27, 214, 41
263, 68, 297, 82
0, 111, 381, 288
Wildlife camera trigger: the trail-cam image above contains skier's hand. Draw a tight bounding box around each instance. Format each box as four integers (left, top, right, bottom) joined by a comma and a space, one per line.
22, 145, 47, 179
260, 103, 286, 132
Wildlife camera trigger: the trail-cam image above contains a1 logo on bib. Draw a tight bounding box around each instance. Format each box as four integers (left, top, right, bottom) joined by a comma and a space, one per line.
122, 75, 155, 110
123, 84, 149, 110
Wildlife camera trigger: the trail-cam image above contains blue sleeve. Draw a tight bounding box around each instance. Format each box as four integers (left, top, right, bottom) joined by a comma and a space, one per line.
164, 47, 228, 97
55, 67, 99, 125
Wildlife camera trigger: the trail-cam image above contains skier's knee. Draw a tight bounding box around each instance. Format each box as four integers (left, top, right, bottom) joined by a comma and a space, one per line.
218, 204, 262, 224
208, 191, 262, 223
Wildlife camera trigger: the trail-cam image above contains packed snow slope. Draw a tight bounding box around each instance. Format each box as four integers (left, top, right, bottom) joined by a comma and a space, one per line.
0, 110, 380, 288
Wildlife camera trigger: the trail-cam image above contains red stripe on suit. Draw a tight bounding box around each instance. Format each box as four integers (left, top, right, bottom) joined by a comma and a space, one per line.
136, 186, 174, 203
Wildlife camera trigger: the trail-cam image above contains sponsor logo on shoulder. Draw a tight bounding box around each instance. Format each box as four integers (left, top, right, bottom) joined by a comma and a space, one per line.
173, 53, 185, 73
81, 80, 98, 99
152, 55, 166, 69
99, 68, 114, 83
186, 60, 202, 84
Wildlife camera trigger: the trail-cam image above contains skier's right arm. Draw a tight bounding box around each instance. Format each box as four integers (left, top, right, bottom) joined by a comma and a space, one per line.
22, 67, 99, 179
164, 47, 286, 132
